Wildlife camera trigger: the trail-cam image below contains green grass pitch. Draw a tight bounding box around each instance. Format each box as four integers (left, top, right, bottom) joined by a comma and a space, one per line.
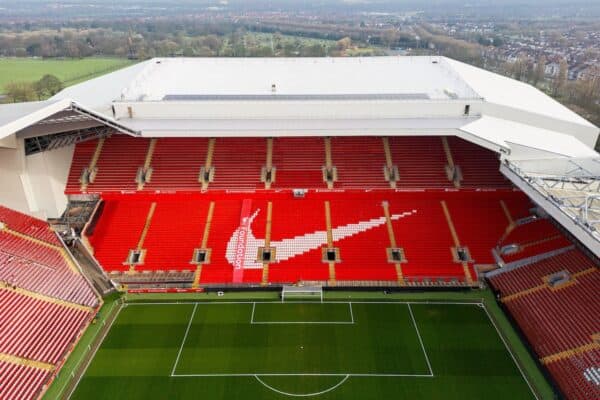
0, 58, 134, 92
69, 300, 537, 399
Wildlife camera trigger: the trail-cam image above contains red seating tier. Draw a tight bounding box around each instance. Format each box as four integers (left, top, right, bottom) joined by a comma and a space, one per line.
143, 138, 208, 191
446, 194, 511, 265
88, 191, 529, 284
65, 138, 98, 194
66, 135, 512, 192
331, 137, 388, 189
0, 289, 91, 364
0, 206, 60, 245
0, 360, 50, 400
545, 349, 600, 400
388, 136, 451, 188
0, 206, 98, 306
447, 136, 511, 188
502, 270, 599, 357
488, 247, 599, 400
489, 249, 595, 296
271, 137, 326, 189
209, 138, 266, 190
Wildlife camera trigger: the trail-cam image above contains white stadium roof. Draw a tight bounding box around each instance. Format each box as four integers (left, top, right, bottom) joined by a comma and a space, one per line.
1, 56, 600, 255
0, 56, 595, 158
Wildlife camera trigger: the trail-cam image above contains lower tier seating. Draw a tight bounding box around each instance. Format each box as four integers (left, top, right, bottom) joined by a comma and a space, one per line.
0, 361, 50, 400
498, 217, 572, 263
488, 249, 600, 400
0, 289, 92, 364
545, 349, 600, 400
489, 250, 594, 296
0, 206, 97, 400
87, 191, 528, 285
0, 289, 94, 400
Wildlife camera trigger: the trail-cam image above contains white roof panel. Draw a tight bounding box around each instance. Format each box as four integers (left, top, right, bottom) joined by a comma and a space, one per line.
119, 57, 481, 101
0, 99, 71, 140
460, 116, 598, 159
446, 58, 595, 128
50, 60, 152, 111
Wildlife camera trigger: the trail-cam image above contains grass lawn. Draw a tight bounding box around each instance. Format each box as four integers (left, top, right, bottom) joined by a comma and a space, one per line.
68, 297, 540, 399
0, 57, 135, 92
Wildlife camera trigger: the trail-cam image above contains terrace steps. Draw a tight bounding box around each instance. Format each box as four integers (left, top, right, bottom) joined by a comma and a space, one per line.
502, 267, 597, 302
541, 341, 600, 365
0, 281, 93, 313
0, 352, 55, 372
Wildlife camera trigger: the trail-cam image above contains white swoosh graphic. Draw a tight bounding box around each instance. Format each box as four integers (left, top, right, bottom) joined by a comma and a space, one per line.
226, 208, 417, 269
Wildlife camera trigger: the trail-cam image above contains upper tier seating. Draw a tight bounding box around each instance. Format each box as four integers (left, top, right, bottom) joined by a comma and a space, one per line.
387, 136, 451, 188
143, 138, 209, 191
66, 135, 512, 193
271, 137, 326, 189
331, 137, 388, 189
447, 136, 512, 188
209, 138, 265, 190
67, 135, 150, 193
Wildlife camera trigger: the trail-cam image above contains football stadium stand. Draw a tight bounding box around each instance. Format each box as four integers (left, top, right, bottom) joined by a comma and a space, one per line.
488, 247, 599, 400
0, 56, 599, 399
0, 206, 98, 400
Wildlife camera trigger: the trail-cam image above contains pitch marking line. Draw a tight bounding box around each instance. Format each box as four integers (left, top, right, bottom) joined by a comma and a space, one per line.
171, 301, 433, 380
250, 302, 355, 325
481, 303, 540, 400
254, 374, 350, 397
172, 373, 434, 377
170, 303, 198, 377
407, 303, 434, 376
66, 301, 124, 400
127, 300, 484, 306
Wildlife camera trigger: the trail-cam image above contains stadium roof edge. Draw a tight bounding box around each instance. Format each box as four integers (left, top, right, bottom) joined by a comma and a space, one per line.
0, 99, 140, 142
459, 116, 598, 160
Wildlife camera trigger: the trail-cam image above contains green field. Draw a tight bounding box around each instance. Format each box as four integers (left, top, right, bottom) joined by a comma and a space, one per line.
0, 58, 134, 92
68, 299, 539, 399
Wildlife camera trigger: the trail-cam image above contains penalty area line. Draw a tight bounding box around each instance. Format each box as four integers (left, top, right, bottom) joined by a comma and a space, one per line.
171, 373, 435, 377
170, 303, 198, 377
407, 303, 434, 377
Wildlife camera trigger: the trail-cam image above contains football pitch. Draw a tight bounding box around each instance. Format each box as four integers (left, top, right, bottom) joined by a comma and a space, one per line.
69, 300, 538, 399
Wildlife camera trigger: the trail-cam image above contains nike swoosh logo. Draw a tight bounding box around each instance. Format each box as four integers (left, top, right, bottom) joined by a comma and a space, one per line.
226, 208, 417, 269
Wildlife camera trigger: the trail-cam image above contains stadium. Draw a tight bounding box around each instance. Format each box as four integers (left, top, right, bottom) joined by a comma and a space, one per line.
0, 56, 598, 399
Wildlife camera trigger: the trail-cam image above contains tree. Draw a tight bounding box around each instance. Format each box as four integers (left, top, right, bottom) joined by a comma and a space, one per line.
5, 82, 37, 102
553, 59, 568, 96
336, 37, 352, 51
34, 74, 63, 99
382, 29, 399, 48
533, 55, 546, 87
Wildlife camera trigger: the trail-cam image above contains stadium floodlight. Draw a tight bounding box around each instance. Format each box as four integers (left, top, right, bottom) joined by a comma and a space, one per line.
281, 285, 323, 303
